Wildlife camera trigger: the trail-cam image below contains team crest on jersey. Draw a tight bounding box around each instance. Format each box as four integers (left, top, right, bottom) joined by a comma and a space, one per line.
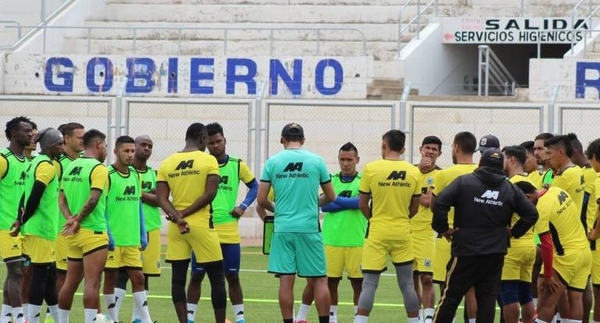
426, 177, 434, 185
424, 258, 432, 268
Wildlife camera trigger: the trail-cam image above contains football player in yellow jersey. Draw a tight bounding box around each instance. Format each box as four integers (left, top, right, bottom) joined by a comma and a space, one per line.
531, 133, 555, 189
545, 135, 585, 215
354, 130, 421, 323
430, 131, 478, 322
500, 145, 537, 323
411, 136, 442, 323
584, 138, 600, 323
519, 141, 538, 174
515, 181, 592, 323
568, 133, 597, 322
156, 123, 226, 323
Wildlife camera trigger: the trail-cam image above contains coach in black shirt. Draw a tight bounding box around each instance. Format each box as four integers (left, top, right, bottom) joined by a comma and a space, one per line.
431, 148, 538, 323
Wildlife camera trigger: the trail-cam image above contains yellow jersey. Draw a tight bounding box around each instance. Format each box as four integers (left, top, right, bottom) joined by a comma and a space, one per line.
157, 150, 219, 228
359, 159, 420, 240
508, 174, 536, 248
410, 166, 441, 233
432, 163, 478, 227
528, 169, 544, 189
582, 166, 598, 234
552, 165, 585, 222
535, 186, 589, 255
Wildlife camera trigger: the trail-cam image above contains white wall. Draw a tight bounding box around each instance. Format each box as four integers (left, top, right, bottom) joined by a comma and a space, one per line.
529, 58, 600, 102
400, 23, 479, 96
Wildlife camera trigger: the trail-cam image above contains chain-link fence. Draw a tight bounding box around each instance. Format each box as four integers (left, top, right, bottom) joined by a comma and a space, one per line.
558, 104, 600, 146
123, 98, 255, 170
0, 95, 113, 158
263, 100, 398, 175
406, 102, 545, 167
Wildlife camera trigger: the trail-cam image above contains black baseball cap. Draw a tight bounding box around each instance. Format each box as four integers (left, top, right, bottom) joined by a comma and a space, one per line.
479, 148, 504, 170
281, 123, 304, 137
477, 134, 500, 152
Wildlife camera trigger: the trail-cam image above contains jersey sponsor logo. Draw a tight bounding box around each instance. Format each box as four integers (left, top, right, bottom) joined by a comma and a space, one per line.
123, 185, 136, 195
220, 175, 229, 184
480, 190, 499, 199
426, 176, 434, 186
338, 189, 352, 198
142, 181, 152, 191
474, 190, 503, 206
276, 162, 309, 179
19, 171, 26, 180
558, 190, 569, 205
219, 175, 234, 191
386, 170, 406, 180
169, 159, 201, 177
283, 162, 303, 172
69, 166, 83, 176
175, 159, 194, 170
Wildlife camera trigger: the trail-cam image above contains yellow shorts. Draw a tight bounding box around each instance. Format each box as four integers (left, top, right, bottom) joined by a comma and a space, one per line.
55, 235, 69, 271
325, 245, 363, 279
141, 229, 161, 276
361, 238, 413, 273
23, 235, 55, 264
433, 238, 451, 283
592, 248, 600, 285
0, 230, 23, 263
165, 222, 222, 264
106, 246, 143, 270
554, 248, 592, 291
412, 230, 435, 274
501, 245, 536, 282
66, 228, 109, 260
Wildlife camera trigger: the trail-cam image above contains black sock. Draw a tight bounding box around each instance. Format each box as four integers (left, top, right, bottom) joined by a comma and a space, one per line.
319, 316, 329, 323
283, 319, 293, 323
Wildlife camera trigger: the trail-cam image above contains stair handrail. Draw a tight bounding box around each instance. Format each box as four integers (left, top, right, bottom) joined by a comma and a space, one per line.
477, 45, 517, 96
570, 5, 600, 54
397, 0, 438, 54
4, 24, 368, 56
0, 20, 22, 49
2, 0, 77, 52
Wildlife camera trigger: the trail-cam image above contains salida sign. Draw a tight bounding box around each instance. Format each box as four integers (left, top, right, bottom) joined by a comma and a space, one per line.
442, 17, 589, 44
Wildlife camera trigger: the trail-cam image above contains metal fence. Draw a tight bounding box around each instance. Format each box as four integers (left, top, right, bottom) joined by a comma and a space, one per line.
122, 98, 255, 171
406, 101, 545, 167
557, 103, 600, 147
0, 95, 113, 158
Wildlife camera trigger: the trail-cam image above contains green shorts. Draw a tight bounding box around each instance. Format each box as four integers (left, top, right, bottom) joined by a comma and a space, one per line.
268, 232, 326, 277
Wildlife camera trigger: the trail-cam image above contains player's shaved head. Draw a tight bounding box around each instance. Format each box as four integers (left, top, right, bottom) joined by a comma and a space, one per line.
135, 135, 153, 144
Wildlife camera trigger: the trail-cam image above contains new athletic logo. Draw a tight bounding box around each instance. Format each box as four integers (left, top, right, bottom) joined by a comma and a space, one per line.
142, 181, 152, 190
19, 171, 26, 180
175, 159, 194, 170
69, 166, 82, 176
338, 190, 352, 198
386, 170, 406, 180
474, 190, 503, 206
169, 159, 200, 177
379, 170, 410, 187
220, 175, 229, 184
557, 190, 569, 205
283, 162, 303, 172
123, 185, 136, 195
480, 190, 499, 199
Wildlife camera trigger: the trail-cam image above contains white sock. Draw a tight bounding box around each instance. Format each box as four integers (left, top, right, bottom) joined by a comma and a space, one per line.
424, 308, 435, 320
187, 303, 197, 322
408, 318, 420, 323
58, 309, 70, 323
537, 319, 549, 323
114, 288, 126, 320
12, 307, 24, 323
354, 305, 358, 316
532, 297, 538, 309
83, 309, 97, 323
329, 305, 337, 319
296, 303, 310, 321
48, 305, 59, 322
592, 320, 600, 323
232, 304, 244, 321
468, 319, 476, 323
22, 304, 28, 318
569, 320, 583, 323
132, 291, 152, 323
0, 304, 12, 323
354, 315, 369, 323
28, 304, 42, 323
103, 293, 117, 321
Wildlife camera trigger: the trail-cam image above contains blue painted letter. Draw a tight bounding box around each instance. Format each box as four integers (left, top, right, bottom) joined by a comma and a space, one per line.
44, 57, 74, 92
576, 62, 600, 99
126, 57, 155, 93
86, 57, 113, 92
190, 58, 215, 94
226, 58, 257, 95
269, 59, 302, 96
315, 59, 343, 96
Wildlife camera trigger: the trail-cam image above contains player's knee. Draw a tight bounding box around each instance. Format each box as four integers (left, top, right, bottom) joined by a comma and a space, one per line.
420, 274, 433, 287
518, 281, 533, 305
7, 262, 22, 278
500, 281, 520, 305
226, 273, 240, 285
